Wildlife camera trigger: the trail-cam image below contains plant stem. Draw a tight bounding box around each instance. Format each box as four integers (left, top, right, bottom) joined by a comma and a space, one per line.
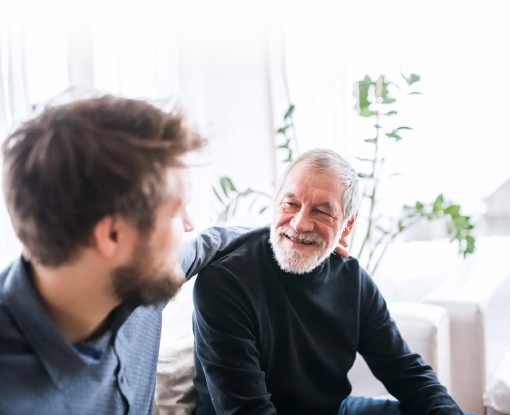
281, 34, 299, 156
366, 229, 388, 271
358, 113, 380, 259
370, 217, 421, 275
371, 230, 399, 275
217, 188, 274, 224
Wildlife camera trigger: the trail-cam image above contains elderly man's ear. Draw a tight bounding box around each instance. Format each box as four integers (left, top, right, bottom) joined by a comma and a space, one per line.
335, 214, 358, 258
342, 214, 358, 239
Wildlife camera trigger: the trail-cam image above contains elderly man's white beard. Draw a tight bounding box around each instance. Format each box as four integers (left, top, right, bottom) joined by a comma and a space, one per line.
269, 224, 341, 274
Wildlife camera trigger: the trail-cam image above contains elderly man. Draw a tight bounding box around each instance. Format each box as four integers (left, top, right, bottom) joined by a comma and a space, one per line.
193, 149, 473, 415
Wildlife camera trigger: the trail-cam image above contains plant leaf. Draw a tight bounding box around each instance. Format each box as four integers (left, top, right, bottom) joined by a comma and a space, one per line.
356, 157, 373, 162
259, 206, 269, 214
357, 75, 375, 117
226, 177, 236, 192
385, 132, 402, 141
376, 75, 397, 105
433, 194, 444, 212
284, 104, 295, 120
408, 74, 421, 85
220, 177, 230, 198
401, 70, 421, 86
277, 126, 289, 134
444, 205, 460, 216
386, 110, 398, 115
409, 91, 422, 95
465, 235, 476, 250
396, 126, 412, 131
278, 139, 290, 149
358, 172, 372, 178
364, 138, 377, 144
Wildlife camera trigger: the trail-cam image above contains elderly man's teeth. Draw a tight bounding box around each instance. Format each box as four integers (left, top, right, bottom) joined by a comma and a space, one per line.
288, 236, 314, 244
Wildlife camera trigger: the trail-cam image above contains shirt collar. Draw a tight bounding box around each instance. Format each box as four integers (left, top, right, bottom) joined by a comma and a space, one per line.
2, 256, 134, 388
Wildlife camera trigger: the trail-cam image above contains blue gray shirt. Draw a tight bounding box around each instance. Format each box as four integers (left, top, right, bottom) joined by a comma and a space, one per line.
0, 226, 249, 415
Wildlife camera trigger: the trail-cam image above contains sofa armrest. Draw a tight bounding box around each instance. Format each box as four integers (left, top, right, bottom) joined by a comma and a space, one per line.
348, 302, 451, 398
425, 258, 510, 414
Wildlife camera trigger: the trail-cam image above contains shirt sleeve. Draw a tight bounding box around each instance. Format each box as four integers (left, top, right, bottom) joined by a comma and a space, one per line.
193, 264, 277, 415
180, 226, 251, 280
357, 269, 463, 415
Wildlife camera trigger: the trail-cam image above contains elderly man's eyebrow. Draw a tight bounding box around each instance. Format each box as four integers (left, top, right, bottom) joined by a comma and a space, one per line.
282, 192, 297, 199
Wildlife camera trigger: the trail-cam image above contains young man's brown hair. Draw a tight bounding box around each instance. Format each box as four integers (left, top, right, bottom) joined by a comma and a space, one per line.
2, 95, 205, 267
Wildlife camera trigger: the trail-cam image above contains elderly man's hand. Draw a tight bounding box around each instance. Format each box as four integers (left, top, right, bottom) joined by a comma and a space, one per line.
335, 237, 350, 258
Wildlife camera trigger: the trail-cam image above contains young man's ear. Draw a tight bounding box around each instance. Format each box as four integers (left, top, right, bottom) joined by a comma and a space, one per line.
92, 216, 119, 259
341, 213, 358, 239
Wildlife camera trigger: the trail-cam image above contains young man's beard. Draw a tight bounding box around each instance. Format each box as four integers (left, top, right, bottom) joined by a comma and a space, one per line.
111, 240, 185, 308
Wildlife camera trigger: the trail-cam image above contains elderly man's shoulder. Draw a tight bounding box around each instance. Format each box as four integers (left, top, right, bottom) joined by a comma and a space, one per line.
330, 254, 362, 270
329, 254, 372, 283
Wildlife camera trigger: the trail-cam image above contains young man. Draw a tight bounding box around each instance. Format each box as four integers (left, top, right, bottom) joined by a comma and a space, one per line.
0, 96, 254, 414
193, 149, 476, 415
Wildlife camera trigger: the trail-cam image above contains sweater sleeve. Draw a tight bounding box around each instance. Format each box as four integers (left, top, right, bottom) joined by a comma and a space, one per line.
180, 226, 251, 280
357, 269, 463, 415
193, 264, 277, 415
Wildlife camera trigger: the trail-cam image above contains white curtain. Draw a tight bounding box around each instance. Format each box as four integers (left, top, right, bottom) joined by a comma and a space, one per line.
0, 3, 29, 267
267, 1, 353, 179
0, 0, 350, 265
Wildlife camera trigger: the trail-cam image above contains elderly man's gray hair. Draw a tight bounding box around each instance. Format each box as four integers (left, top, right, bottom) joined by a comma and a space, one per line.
277, 148, 360, 221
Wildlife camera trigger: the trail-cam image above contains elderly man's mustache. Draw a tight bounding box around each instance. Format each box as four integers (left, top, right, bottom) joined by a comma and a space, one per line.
275, 225, 327, 247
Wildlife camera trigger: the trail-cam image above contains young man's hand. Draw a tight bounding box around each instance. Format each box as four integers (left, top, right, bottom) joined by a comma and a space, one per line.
335, 237, 350, 258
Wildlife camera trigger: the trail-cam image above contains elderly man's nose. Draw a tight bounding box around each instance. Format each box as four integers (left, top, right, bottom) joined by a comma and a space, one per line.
291, 210, 314, 233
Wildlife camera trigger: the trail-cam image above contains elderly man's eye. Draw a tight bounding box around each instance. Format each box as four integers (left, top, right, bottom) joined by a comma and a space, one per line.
284, 202, 297, 208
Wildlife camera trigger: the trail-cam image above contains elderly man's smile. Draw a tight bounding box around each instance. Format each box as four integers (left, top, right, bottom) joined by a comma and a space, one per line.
283, 234, 317, 247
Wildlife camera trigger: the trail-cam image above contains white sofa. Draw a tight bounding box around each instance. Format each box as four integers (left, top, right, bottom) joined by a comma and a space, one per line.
424, 254, 510, 414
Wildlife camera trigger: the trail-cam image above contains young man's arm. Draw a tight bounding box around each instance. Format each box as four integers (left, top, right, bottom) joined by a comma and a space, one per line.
358, 269, 463, 415
180, 226, 252, 280
193, 264, 277, 415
